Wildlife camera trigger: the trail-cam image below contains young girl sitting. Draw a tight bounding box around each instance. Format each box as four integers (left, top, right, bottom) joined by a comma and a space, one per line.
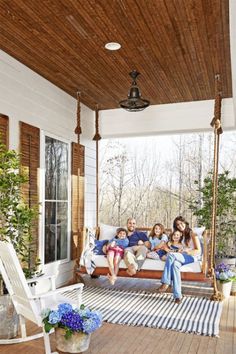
106, 227, 129, 285
147, 223, 168, 259
157, 230, 183, 260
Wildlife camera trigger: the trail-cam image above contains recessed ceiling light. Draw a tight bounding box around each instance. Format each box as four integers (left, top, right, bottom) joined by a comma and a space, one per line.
105, 42, 121, 51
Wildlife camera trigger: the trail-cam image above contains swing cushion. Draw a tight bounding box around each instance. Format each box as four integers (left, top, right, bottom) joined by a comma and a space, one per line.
92, 255, 202, 273
84, 225, 205, 274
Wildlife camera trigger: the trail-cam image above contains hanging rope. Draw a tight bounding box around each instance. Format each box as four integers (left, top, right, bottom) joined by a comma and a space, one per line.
93, 106, 101, 228
210, 74, 224, 301
75, 92, 82, 144
74, 91, 82, 261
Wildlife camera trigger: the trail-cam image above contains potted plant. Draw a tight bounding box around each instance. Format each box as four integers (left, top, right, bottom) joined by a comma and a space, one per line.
190, 171, 236, 264
42, 303, 102, 353
215, 262, 235, 298
0, 141, 39, 338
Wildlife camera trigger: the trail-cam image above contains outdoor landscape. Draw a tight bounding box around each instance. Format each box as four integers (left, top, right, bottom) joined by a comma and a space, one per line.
99, 131, 236, 257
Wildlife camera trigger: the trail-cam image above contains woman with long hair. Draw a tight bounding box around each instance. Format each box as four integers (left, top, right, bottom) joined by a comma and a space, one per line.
157, 216, 201, 304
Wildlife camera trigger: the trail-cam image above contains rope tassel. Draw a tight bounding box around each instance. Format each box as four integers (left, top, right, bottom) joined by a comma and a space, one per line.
93, 107, 102, 141
74, 92, 82, 141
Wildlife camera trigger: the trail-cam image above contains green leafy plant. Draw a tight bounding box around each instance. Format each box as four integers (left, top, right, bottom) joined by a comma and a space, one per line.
189, 170, 236, 257
0, 141, 40, 289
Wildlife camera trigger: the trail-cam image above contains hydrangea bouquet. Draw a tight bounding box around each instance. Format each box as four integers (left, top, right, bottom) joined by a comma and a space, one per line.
42, 303, 102, 339
215, 263, 235, 283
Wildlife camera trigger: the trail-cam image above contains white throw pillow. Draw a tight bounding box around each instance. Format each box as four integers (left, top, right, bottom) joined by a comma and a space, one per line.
99, 223, 119, 240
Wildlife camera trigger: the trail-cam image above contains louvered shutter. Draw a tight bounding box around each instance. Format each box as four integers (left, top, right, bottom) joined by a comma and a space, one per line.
20, 122, 40, 260
0, 114, 9, 148
71, 142, 85, 260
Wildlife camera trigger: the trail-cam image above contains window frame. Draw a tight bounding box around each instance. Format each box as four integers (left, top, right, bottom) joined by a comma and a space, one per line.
39, 130, 71, 266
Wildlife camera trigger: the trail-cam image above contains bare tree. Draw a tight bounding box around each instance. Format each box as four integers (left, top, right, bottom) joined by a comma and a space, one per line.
99, 131, 236, 229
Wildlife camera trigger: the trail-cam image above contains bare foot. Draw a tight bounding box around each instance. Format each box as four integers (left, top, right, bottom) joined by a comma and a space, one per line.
126, 264, 136, 276
107, 274, 116, 285
112, 275, 117, 285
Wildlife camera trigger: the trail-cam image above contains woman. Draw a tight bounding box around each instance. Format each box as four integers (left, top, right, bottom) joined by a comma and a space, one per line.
157, 216, 201, 304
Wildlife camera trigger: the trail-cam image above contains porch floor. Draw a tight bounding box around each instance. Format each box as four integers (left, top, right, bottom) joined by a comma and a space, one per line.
0, 275, 235, 354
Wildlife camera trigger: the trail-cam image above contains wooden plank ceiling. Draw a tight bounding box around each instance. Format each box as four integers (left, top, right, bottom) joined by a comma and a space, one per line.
0, 0, 232, 110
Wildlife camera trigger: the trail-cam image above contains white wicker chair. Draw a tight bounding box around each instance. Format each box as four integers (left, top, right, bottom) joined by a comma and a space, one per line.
0, 240, 84, 354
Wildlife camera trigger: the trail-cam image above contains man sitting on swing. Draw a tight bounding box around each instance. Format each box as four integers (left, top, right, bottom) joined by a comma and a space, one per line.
124, 218, 150, 276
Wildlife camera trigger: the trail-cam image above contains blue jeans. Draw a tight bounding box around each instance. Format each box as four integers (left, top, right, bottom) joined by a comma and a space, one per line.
161, 253, 194, 299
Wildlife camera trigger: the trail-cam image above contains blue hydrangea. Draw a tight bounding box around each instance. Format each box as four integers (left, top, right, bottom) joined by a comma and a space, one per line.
219, 272, 228, 281
216, 263, 230, 273
42, 303, 102, 337
215, 262, 236, 282
83, 314, 102, 334
77, 308, 91, 317
61, 311, 84, 331
83, 311, 102, 334
227, 270, 235, 278
48, 310, 62, 324
41, 308, 50, 319
58, 303, 73, 315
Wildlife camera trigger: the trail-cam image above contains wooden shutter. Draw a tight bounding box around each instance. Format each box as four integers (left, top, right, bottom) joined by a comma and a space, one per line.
71, 142, 85, 260
0, 114, 9, 148
20, 122, 40, 259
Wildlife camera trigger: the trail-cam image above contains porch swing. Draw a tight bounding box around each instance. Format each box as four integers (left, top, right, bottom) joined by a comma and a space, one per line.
76, 75, 224, 300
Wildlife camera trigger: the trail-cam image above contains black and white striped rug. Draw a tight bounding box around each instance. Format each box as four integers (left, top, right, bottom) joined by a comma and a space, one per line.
65, 286, 222, 337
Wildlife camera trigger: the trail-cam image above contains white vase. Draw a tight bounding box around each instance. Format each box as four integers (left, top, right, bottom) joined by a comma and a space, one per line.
231, 281, 236, 295
55, 328, 91, 353
217, 280, 232, 298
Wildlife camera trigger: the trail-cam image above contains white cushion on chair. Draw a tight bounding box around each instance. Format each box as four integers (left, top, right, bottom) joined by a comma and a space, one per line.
99, 223, 119, 240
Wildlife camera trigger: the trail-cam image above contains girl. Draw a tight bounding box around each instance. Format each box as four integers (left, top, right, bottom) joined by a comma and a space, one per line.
147, 223, 168, 259
157, 216, 201, 304
157, 230, 183, 260
106, 227, 129, 285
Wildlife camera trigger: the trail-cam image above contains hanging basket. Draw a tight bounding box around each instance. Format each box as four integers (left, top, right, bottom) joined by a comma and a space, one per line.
55, 328, 91, 353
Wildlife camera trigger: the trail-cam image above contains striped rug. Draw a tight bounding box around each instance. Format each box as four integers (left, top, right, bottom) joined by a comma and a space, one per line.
65, 286, 222, 337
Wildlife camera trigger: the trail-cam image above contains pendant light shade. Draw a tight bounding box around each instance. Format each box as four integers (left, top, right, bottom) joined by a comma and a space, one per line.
119, 70, 150, 112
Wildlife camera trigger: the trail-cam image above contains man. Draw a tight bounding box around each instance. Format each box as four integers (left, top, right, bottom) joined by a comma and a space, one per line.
124, 218, 150, 276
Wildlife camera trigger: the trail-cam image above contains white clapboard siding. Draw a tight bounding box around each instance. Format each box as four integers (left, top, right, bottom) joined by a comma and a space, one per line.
0, 50, 96, 286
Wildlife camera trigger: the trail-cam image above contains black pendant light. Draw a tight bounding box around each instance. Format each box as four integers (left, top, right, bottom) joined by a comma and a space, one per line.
119, 70, 150, 112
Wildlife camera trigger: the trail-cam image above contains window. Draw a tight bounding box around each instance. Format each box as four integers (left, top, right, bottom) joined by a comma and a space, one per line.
42, 133, 71, 264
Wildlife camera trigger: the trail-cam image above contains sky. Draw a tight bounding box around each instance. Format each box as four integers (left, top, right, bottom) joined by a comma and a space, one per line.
100, 130, 236, 180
